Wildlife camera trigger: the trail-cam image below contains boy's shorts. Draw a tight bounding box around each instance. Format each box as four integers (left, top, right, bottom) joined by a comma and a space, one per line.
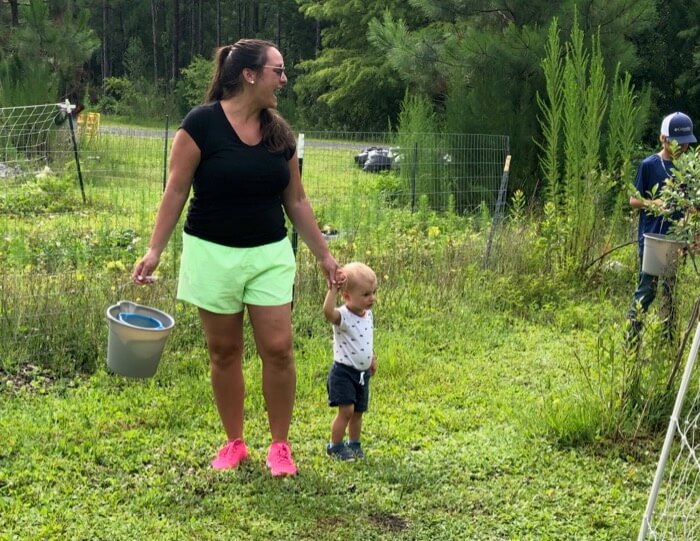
177, 233, 296, 314
327, 362, 371, 412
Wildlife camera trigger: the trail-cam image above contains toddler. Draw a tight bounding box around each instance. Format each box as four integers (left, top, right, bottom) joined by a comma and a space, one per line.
322, 262, 377, 460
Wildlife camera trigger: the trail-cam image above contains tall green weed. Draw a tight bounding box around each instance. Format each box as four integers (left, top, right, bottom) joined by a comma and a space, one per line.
536, 16, 646, 273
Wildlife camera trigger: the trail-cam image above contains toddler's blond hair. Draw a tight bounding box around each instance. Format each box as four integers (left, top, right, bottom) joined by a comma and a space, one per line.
342, 262, 376, 291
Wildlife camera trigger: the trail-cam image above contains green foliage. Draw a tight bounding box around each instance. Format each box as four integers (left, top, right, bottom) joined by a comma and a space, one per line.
176, 56, 214, 114
294, 50, 407, 131
394, 91, 507, 213
653, 146, 700, 245
536, 17, 640, 272
0, 0, 99, 106
539, 317, 677, 446
561, 18, 591, 198
395, 92, 448, 211
605, 68, 650, 243
97, 77, 175, 120
97, 78, 137, 115
294, 1, 427, 130
368, 0, 657, 192
509, 189, 527, 225
537, 201, 567, 272
0, 55, 58, 107
0, 174, 83, 216
634, 0, 700, 141
123, 37, 150, 83
580, 33, 607, 178
606, 68, 646, 178
535, 19, 564, 208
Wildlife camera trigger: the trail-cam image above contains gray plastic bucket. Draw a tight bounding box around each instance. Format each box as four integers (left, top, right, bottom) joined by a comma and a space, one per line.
106, 300, 175, 378
642, 233, 686, 276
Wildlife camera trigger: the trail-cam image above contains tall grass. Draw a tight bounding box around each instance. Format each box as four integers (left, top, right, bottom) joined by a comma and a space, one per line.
536, 17, 643, 272
536, 18, 564, 209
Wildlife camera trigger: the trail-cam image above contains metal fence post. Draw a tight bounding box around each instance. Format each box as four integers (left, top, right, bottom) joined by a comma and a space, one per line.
411, 142, 418, 212
483, 154, 511, 268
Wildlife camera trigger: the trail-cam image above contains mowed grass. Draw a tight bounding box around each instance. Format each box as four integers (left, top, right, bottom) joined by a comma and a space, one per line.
0, 257, 657, 540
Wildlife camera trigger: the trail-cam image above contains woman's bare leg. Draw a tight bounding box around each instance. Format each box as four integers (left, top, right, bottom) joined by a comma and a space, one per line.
199, 309, 245, 441
247, 303, 295, 442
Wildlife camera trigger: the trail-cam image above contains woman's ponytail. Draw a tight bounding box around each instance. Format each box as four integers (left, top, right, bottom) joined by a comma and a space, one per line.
205, 45, 234, 102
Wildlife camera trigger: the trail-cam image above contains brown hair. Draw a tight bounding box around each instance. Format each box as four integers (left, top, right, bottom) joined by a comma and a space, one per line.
205, 39, 295, 154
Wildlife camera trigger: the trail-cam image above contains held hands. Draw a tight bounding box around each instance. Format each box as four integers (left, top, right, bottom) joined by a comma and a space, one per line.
332, 268, 347, 291
322, 267, 344, 325
318, 253, 340, 289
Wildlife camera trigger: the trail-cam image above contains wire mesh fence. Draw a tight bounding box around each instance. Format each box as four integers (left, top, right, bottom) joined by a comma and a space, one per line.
0, 103, 509, 372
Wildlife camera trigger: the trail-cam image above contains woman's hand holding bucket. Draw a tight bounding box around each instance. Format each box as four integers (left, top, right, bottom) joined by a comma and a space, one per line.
132, 248, 161, 285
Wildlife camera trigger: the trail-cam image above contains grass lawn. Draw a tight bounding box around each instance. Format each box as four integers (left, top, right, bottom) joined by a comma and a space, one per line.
0, 124, 680, 540
0, 268, 658, 540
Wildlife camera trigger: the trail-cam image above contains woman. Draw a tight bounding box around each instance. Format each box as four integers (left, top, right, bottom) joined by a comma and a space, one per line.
132, 39, 339, 477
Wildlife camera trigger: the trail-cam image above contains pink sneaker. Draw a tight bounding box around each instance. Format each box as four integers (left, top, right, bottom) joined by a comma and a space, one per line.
266, 441, 297, 477
211, 439, 249, 470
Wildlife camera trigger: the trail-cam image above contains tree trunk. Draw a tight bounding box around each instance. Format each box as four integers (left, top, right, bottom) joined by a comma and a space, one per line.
217, 0, 221, 47
190, 0, 198, 59
252, 1, 259, 34
102, 0, 109, 84
315, 19, 321, 56
197, 0, 202, 55
151, 0, 159, 84
276, 4, 281, 48
172, 0, 180, 81
237, 0, 242, 41
8, 0, 19, 27
189, 0, 194, 59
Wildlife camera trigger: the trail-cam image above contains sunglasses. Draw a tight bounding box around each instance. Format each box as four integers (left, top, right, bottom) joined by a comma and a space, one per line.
262, 65, 286, 76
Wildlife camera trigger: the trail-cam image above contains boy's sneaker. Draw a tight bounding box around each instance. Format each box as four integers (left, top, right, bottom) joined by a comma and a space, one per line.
266, 441, 298, 477
326, 442, 356, 461
211, 438, 249, 470
347, 441, 365, 459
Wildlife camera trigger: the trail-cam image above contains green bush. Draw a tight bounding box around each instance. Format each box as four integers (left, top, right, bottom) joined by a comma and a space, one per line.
175, 56, 214, 115
0, 174, 83, 216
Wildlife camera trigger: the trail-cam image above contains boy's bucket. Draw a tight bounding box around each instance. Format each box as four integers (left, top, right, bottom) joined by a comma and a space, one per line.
106, 300, 175, 378
642, 233, 686, 277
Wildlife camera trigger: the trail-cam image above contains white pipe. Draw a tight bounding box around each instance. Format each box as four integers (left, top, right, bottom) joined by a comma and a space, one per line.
639, 321, 700, 540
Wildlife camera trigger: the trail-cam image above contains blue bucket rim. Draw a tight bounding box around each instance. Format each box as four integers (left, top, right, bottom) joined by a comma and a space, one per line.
117, 312, 165, 329
106, 300, 175, 331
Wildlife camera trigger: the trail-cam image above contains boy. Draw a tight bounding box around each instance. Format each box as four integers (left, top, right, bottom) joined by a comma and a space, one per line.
627, 112, 697, 340
323, 262, 377, 460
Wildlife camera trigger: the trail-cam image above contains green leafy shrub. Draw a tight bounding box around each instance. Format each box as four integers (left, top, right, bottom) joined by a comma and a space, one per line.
176, 56, 214, 115
0, 174, 83, 216
538, 316, 678, 445
97, 77, 137, 115
653, 146, 700, 246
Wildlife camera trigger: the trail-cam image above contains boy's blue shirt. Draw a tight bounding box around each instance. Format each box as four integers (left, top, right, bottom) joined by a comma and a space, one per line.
635, 153, 679, 257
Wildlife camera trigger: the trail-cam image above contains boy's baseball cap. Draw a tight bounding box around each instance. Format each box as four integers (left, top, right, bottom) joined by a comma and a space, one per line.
661, 112, 697, 144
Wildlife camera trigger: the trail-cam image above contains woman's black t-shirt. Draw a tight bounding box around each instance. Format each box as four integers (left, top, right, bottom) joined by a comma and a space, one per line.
180, 101, 296, 248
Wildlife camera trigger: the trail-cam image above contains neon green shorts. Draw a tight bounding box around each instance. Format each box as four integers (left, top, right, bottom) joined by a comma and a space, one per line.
177, 233, 296, 314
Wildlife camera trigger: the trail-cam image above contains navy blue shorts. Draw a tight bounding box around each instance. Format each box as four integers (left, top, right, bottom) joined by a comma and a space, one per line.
327, 362, 371, 412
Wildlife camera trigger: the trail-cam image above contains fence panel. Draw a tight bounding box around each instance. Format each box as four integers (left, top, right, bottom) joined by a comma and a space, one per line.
0, 104, 509, 372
